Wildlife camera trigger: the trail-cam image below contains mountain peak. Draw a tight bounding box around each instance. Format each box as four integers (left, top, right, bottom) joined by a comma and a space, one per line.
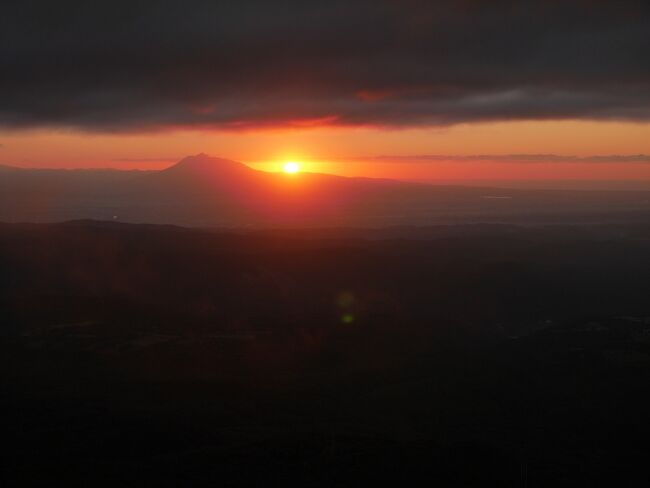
164, 154, 251, 175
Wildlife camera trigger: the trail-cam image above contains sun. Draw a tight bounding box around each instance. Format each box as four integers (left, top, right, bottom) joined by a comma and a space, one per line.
283, 161, 301, 174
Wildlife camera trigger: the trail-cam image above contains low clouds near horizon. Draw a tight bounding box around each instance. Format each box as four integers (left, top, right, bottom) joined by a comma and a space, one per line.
1, 1, 650, 132
112, 153, 650, 166
368, 154, 650, 164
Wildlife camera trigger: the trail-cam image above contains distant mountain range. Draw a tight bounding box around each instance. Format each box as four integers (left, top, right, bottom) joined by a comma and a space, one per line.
1, 154, 649, 227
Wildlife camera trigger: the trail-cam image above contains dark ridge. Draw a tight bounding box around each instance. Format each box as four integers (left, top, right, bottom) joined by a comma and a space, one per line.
160, 153, 255, 175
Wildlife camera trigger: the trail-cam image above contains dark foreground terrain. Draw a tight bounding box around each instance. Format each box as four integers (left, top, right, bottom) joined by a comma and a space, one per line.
1, 221, 650, 486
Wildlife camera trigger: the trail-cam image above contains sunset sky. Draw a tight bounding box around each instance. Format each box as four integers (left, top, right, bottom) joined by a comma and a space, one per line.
2, 1, 650, 183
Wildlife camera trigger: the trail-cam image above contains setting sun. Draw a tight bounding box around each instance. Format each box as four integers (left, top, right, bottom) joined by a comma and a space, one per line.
283, 161, 301, 174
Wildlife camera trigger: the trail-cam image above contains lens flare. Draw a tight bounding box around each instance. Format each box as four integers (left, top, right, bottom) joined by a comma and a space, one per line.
341, 313, 355, 324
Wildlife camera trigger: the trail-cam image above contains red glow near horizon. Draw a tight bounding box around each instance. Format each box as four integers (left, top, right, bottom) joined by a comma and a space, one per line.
1, 120, 649, 184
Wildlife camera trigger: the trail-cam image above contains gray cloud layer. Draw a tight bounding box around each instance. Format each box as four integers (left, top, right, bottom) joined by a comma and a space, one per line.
1, 1, 650, 131
370, 154, 650, 164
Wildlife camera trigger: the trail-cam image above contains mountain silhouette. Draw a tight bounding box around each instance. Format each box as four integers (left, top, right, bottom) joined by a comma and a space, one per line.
159, 154, 254, 179
0, 154, 648, 227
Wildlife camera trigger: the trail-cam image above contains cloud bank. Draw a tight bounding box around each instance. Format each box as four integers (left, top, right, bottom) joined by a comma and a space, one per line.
1, 0, 649, 131
370, 154, 650, 164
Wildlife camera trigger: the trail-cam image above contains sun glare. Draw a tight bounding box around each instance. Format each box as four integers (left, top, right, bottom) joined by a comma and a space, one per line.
283, 161, 301, 174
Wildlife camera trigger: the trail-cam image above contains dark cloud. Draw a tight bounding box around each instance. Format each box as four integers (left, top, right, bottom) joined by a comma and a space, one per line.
370, 154, 650, 163
1, 0, 649, 131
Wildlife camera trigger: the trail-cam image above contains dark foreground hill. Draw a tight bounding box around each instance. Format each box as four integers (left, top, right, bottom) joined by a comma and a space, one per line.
1, 221, 650, 486
2, 154, 649, 226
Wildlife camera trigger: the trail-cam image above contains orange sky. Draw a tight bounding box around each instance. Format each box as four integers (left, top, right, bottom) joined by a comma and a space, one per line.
1, 120, 650, 181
